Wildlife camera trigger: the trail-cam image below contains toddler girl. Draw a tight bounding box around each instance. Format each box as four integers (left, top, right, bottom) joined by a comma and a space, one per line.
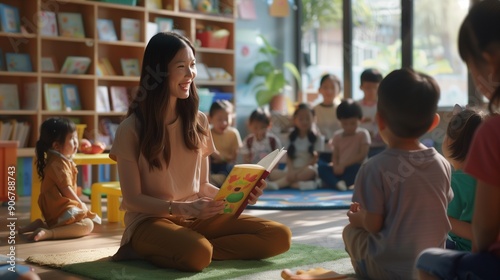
19, 117, 99, 241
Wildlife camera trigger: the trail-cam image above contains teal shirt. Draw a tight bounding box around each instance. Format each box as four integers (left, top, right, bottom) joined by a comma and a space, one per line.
447, 169, 476, 251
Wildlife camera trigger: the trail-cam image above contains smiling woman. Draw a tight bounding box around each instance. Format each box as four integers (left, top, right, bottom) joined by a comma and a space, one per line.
108, 32, 292, 272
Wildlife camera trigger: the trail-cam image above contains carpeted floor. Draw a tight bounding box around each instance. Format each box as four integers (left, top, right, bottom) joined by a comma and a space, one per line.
247, 189, 353, 210
26, 243, 353, 280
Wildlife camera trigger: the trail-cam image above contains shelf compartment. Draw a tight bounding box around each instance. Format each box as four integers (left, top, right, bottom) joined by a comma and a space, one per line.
41, 40, 95, 75
41, 0, 96, 39
42, 77, 96, 111
98, 5, 146, 43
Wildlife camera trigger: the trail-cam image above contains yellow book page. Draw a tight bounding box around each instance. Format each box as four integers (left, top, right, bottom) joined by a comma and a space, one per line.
214, 164, 265, 214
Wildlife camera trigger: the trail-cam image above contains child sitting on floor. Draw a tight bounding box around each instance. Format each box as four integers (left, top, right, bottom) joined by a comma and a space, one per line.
318, 99, 370, 191
442, 106, 485, 251
240, 107, 282, 164
268, 103, 324, 190
208, 100, 242, 186
18, 117, 100, 242
343, 68, 453, 279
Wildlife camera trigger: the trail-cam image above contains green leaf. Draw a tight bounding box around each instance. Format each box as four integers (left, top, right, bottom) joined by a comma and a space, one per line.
284, 62, 302, 88
254, 61, 274, 76
256, 89, 278, 106
266, 71, 285, 92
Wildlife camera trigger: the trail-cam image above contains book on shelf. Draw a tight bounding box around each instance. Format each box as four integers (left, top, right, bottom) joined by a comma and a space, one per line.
5, 53, 33, 72
155, 17, 173, 32
110, 86, 129, 112
61, 84, 81, 111
39, 11, 58, 36
0, 121, 13, 140
146, 0, 163, 9
57, 12, 85, 38
121, 18, 140, 42
208, 67, 232, 81
97, 19, 118, 41
0, 3, 20, 33
60, 56, 91, 75
146, 22, 158, 43
120, 58, 140, 76
0, 84, 20, 110
41, 56, 58, 72
8, 120, 30, 148
96, 86, 111, 112
196, 63, 210, 80
22, 83, 38, 110
214, 148, 287, 218
43, 83, 63, 111
98, 58, 116, 76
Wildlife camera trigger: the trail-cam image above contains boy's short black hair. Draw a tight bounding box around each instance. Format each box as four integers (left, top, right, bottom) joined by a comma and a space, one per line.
360, 68, 383, 84
209, 99, 233, 117
249, 107, 271, 126
377, 68, 440, 138
336, 99, 363, 120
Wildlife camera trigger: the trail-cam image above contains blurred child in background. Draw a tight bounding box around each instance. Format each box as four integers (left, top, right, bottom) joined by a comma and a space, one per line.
268, 103, 323, 190
208, 100, 242, 186
318, 99, 370, 191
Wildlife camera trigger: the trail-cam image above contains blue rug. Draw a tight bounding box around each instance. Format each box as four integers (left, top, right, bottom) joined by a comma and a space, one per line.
247, 189, 353, 210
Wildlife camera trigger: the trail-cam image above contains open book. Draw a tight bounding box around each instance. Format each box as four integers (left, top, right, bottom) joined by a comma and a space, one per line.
214, 148, 287, 218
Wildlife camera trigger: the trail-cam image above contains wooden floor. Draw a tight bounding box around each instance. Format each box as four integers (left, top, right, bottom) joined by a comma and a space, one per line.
1, 195, 349, 280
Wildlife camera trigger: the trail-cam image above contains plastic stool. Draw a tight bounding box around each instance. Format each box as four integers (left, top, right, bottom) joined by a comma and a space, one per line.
90, 181, 124, 224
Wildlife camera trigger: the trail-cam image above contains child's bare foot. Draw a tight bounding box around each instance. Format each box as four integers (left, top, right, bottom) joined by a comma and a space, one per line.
18, 219, 45, 234
28, 228, 53, 242
112, 244, 142, 261
281, 267, 348, 280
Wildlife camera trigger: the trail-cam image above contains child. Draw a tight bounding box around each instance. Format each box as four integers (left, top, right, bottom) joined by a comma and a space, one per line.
110, 32, 291, 271
443, 106, 485, 251
358, 68, 385, 155
208, 100, 242, 185
240, 107, 282, 164
318, 99, 370, 191
268, 103, 324, 190
18, 117, 98, 242
417, 1, 500, 278
313, 74, 342, 162
343, 68, 453, 279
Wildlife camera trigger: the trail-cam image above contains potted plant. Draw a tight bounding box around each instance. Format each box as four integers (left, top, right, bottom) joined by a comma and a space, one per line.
246, 35, 301, 108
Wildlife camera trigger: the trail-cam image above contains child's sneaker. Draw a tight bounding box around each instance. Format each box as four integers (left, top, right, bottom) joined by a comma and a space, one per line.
266, 181, 280, 191
336, 180, 347, 191
298, 181, 318, 191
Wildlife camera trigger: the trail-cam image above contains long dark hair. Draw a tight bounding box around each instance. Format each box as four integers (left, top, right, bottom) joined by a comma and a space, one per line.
447, 108, 485, 162
287, 103, 318, 159
458, 0, 500, 113
128, 32, 207, 170
35, 117, 76, 180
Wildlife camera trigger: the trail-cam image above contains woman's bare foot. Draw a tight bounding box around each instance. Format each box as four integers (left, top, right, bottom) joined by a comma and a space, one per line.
18, 219, 45, 234
28, 228, 53, 242
112, 244, 142, 261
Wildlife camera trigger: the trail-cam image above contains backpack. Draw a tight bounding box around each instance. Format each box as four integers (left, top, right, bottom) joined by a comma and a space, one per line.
246, 135, 277, 152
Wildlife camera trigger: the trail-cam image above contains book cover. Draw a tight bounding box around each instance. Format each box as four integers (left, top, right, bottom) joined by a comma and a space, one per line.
5, 53, 33, 72
58, 12, 85, 38
39, 11, 58, 36
99, 58, 116, 75
110, 86, 129, 112
22, 82, 38, 110
120, 58, 140, 76
121, 18, 140, 42
0, 4, 20, 33
61, 84, 81, 110
60, 56, 91, 74
97, 19, 118, 41
96, 86, 111, 112
41, 56, 58, 72
146, 22, 158, 43
43, 83, 63, 111
214, 148, 287, 217
0, 84, 20, 110
146, 0, 163, 9
155, 17, 173, 32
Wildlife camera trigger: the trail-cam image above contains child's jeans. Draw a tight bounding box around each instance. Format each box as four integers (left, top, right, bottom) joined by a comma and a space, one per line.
318, 162, 361, 189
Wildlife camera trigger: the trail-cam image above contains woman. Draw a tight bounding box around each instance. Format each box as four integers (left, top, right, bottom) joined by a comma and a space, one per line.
110, 32, 291, 272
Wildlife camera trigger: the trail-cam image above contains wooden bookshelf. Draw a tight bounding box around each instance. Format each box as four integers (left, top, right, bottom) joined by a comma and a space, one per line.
0, 0, 236, 157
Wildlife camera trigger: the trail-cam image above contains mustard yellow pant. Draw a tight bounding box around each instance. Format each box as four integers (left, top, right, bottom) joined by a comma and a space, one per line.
130, 214, 292, 272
